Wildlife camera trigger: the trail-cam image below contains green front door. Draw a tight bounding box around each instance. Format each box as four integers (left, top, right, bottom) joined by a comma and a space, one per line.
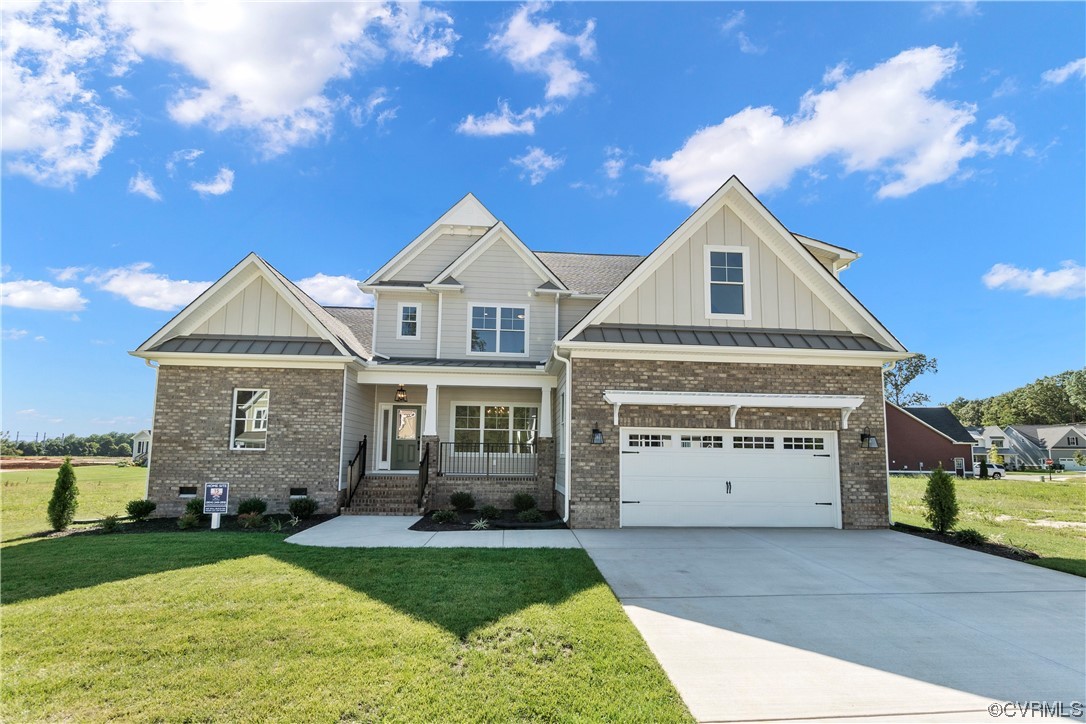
391, 405, 422, 470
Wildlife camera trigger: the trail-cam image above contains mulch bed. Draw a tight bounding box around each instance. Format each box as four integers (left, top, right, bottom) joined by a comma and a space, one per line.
11, 514, 336, 543
410, 509, 566, 532
893, 522, 1040, 563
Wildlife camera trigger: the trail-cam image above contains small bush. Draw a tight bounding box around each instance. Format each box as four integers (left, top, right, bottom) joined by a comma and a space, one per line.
479, 504, 501, 520
237, 512, 265, 529
287, 513, 301, 528
100, 514, 120, 533
177, 512, 200, 529
237, 497, 268, 516
956, 528, 987, 546
449, 491, 475, 511
267, 517, 283, 533
431, 509, 459, 524
471, 518, 490, 530
47, 457, 79, 531
516, 508, 545, 523
922, 465, 959, 534
185, 498, 205, 517
512, 493, 536, 512
125, 499, 157, 520
288, 497, 319, 519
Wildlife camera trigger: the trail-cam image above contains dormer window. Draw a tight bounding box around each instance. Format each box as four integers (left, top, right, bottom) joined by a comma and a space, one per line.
1069, 436, 1079, 446
398, 303, 420, 339
469, 305, 527, 354
705, 246, 751, 319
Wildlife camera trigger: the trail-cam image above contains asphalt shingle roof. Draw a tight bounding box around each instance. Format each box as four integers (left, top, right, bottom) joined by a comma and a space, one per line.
902, 407, 976, 444
534, 252, 644, 295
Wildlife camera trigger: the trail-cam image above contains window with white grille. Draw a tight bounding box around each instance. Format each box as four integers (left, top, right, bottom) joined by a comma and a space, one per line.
680, 435, 725, 448
629, 434, 672, 448
783, 436, 825, 450
733, 435, 775, 449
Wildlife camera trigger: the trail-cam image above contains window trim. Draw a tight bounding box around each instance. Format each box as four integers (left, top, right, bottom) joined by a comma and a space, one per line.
465, 303, 530, 357
704, 245, 752, 320
396, 302, 421, 340
230, 388, 270, 451
448, 401, 540, 448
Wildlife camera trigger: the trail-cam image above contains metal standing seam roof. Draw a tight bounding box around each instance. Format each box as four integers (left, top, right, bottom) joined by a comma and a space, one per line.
533, 252, 644, 295
150, 335, 341, 356
572, 324, 893, 352
901, 406, 977, 444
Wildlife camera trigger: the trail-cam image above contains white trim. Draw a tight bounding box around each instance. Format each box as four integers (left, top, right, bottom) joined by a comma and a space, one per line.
371, 291, 379, 356
360, 368, 552, 386
436, 292, 444, 359
230, 388, 270, 451
338, 367, 348, 490
558, 341, 911, 367
465, 303, 531, 357
435, 222, 568, 290
603, 390, 866, 429
794, 234, 860, 263
359, 285, 436, 293
131, 352, 353, 370
704, 245, 752, 321
446, 400, 542, 446
396, 302, 422, 340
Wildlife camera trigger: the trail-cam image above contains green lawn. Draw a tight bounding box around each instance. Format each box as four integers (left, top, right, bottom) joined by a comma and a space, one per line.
1, 464, 147, 543
890, 475, 1086, 577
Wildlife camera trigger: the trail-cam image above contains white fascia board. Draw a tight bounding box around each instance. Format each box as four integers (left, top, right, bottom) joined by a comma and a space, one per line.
358, 366, 553, 387
558, 340, 912, 367
436, 222, 569, 290
794, 234, 861, 263
602, 389, 866, 428
886, 401, 971, 445
360, 285, 433, 294
130, 351, 354, 369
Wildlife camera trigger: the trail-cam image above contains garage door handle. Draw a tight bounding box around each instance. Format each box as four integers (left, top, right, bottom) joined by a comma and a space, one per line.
621, 500, 640, 504
621, 451, 640, 454
815, 502, 832, 506
813, 454, 831, 457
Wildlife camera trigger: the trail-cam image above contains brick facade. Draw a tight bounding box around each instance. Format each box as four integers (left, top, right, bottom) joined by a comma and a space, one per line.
428, 437, 556, 511
567, 357, 889, 529
148, 365, 344, 516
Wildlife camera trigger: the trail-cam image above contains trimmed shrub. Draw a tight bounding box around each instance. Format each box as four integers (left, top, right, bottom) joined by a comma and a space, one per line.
100, 514, 120, 533
288, 497, 319, 519
431, 509, 459, 524
237, 498, 268, 516
978, 460, 989, 479
512, 493, 536, 512
47, 458, 79, 531
238, 512, 265, 529
922, 465, 959, 534
185, 498, 205, 517
177, 512, 200, 529
956, 528, 987, 546
125, 499, 157, 520
478, 504, 501, 521
449, 491, 475, 511
516, 508, 545, 523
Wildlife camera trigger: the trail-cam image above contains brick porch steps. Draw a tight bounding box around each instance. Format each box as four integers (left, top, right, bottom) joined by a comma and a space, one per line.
341, 474, 423, 516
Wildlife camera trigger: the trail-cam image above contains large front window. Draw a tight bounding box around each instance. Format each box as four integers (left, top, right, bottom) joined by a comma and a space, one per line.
705, 246, 750, 318
454, 404, 538, 451
470, 305, 526, 354
231, 389, 269, 450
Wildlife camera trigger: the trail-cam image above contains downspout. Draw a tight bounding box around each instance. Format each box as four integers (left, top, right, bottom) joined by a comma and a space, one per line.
436, 291, 443, 360
551, 346, 572, 524
144, 358, 160, 500
881, 362, 894, 526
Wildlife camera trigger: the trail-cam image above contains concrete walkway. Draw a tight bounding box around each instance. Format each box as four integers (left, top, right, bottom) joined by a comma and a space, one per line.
284, 515, 581, 548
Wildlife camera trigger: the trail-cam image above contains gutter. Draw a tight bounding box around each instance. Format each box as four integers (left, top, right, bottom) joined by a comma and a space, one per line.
551, 347, 573, 524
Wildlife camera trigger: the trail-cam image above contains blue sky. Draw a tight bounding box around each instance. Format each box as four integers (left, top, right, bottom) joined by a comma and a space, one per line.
2, 1, 1084, 437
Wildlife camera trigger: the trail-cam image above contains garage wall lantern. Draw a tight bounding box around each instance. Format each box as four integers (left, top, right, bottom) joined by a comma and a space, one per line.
395, 384, 408, 403
591, 423, 604, 445
859, 428, 879, 448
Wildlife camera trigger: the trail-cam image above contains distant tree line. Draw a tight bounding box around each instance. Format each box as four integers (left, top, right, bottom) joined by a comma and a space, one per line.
0, 431, 135, 458
947, 369, 1086, 427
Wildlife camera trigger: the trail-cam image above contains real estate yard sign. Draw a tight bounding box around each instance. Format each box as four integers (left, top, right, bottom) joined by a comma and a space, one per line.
204, 482, 229, 529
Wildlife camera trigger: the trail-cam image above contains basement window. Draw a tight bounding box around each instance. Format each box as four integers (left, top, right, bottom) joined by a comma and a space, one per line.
289, 487, 308, 498
179, 486, 197, 497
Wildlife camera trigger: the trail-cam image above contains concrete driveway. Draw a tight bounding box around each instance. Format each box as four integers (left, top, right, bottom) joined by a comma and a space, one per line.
577, 528, 1085, 723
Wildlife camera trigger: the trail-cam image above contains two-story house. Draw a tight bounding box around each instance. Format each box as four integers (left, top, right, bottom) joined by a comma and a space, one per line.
132, 177, 910, 528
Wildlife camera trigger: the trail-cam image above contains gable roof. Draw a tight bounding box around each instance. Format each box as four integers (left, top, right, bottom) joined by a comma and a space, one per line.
899, 405, 976, 444
1010, 424, 1086, 449
431, 222, 568, 290
533, 252, 644, 295
562, 176, 906, 353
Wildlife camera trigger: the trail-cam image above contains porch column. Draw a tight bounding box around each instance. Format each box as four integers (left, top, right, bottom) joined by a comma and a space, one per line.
539, 383, 553, 437
423, 383, 438, 436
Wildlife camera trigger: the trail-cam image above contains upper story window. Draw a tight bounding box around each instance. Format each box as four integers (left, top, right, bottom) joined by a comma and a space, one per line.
231, 389, 269, 450
397, 303, 420, 340
991, 437, 1005, 448
705, 245, 751, 319
469, 305, 527, 354
1069, 436, 1079, 446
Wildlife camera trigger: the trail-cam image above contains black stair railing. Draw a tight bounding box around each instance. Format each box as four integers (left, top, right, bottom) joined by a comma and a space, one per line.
345, 436, 367, 508
417, 443, 430, 508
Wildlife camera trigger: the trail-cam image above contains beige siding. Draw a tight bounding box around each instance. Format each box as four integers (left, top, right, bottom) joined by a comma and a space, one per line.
440, 239, 556, 361
559, 297, 599, 337
373, 292, 437, 358
340, 375, 373, 483
603, 206, 849, 332
392, 233, 483, 282
193, 276, 321, 337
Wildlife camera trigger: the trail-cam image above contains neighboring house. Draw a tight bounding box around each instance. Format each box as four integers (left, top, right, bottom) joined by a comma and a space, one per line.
885, 404, 975, 476
131, 177, 909, 528
131, 429, 152, 461
1007, 424, 1086, 471
969, 425, 1020, 469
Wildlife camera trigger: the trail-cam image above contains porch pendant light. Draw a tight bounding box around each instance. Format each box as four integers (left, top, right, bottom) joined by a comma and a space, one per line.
591, 423, 604, 445
860, 428, 879, 449
395, 384, 408, 403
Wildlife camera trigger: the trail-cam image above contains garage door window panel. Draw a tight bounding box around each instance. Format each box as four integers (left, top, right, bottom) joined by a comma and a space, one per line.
734, 435, 775, 449
783, 436, 825, 450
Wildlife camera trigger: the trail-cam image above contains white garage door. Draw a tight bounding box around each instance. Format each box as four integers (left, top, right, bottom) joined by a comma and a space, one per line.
619, 428, 840, 528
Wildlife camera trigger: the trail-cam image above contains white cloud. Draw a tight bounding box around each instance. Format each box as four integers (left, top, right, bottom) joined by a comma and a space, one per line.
991, 77, 1019, 98
347, 87, 399, 132
721, 10, 745, 33
166, 148, 203, 176
719, 11, 765, 55
16, 408, 64, 423
3, 328, 29, 341
457, 100, 550, 136
487, 3, 596, 101
602, 146, 628, 180
982, 261, 1085, 299
737, 32, 766, 56
296, 274, 374, 306
1041, 58, 1086, 86
49, 266, 84, 282
191, 167, 234, 197
109, 84, 132, 99
128, 170, 162, 201
35, 335, 47, 342
511, 146, 564, 185
1, 279, 88, 311
925, 2, 980, 19
1, 2, 128, 187
648, 46, 1019, 205
108, 2, 457, 156
85, 263, 212, 311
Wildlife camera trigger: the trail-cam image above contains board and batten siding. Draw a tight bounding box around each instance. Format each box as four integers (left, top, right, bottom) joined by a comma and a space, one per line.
340, 375, 372, 484
558, 297, 600, 338
392, 233, 485, 282
192, 276, 322, 338
440, 239, 557, 361
373, 292, 437, 358
601, 206, 849, 332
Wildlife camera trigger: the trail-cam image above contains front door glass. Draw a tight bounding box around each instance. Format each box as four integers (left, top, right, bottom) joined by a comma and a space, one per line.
391, 406, 421, 470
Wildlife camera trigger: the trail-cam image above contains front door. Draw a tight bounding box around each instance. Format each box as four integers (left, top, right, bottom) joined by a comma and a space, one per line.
391, 405, 421, 470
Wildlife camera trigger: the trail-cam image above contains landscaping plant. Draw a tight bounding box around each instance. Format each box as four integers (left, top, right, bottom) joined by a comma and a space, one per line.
237, 498, 268, 516
471, 518, 490, 530
125, 499, 157, 520
512, 493, 536, 512
185, 498, 205, 518
449, 491, 475, 511
46, 457, 79, 531
288, 497, 319, 519
237, 512, 265, 529
177, 512, 200, 529
516, 508, 545, 523
431, 509, 459, 524
479, 504, 500, 520
922, 465, 959, 534
955, 528, 987, 546
100, 514, 120, 533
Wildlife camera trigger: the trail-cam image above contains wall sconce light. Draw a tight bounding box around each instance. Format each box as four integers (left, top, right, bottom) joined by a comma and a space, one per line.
591, 423, 604, 445
860, 428, 879, 449
395, 384, 408, 403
